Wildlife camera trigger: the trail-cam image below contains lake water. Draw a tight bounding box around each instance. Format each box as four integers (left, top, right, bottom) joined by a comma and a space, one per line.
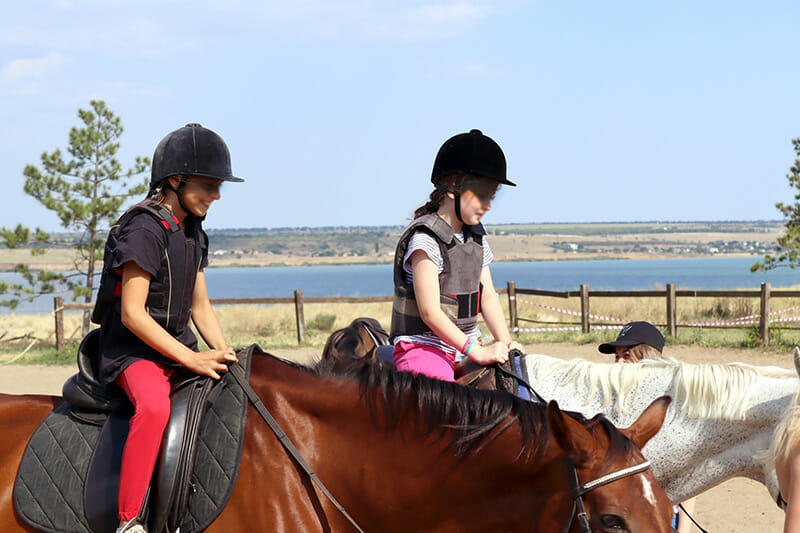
2, 256, 797, 315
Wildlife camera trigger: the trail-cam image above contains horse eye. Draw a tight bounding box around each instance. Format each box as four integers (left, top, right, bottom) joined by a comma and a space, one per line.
600, 514, 628, 531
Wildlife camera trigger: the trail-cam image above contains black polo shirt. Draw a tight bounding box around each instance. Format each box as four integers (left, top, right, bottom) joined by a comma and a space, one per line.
97, 211, 208, 384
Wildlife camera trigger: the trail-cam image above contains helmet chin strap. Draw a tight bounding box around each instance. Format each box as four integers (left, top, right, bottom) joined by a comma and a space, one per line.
453, 192, 464, 224
165, 176, 191, 217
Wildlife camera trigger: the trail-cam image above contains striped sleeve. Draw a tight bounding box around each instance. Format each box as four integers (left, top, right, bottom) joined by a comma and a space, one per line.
402, 231, 444, 283
483, 237, 493, 268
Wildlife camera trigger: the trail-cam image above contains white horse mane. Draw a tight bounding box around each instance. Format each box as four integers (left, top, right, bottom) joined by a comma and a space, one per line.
529, 356, 796, 421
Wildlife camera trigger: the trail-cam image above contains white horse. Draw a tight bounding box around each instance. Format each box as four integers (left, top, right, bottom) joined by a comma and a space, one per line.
516, 349, 800, 504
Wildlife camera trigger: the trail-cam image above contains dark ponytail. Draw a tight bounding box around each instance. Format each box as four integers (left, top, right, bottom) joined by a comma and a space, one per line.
413, 189, 447, 219
413, 172, 462, 219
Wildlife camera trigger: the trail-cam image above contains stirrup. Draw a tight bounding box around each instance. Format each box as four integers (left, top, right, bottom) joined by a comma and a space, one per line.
116, 518, 148, 533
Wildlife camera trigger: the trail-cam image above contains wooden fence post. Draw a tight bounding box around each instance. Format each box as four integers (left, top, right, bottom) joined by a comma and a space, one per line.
580, 284, 590, 333
666, 283, 677, 337
294, 289, 305, 344
54, 297, 65, 352
760, 282, 771, 344
507, 281, 518, 333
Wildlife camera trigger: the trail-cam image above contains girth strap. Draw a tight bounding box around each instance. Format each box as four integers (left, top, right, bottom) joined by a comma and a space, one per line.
227, 364, 365, 533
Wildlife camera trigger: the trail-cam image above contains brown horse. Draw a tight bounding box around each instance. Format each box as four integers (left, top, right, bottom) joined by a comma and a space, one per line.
0, 353, 673, 532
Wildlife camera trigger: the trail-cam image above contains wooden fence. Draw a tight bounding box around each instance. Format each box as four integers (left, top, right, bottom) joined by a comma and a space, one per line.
53, 292, 393, 351
506, 281, 800, 344
54, 282, 800, 350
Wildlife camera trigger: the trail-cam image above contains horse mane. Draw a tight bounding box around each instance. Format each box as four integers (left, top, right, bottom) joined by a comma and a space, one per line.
256, 352, 637, 470
529, 356, 796, 421
310, 356, 548, 458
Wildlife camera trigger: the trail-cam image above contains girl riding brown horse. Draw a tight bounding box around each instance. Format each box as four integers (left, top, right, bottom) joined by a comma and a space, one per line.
1, 350, 674, 532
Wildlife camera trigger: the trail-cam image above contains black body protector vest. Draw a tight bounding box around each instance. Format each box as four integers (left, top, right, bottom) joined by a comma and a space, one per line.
390, 213, 485, 342
91, 200, 207, 335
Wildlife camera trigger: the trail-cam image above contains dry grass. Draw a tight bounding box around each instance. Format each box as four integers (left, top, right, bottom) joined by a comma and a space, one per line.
512, 286, 800, 349
4, 289, 800, 363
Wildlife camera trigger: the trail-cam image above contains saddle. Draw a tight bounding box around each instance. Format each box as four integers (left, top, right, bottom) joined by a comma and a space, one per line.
14, 331, 254, 533
374, 344, 521, 395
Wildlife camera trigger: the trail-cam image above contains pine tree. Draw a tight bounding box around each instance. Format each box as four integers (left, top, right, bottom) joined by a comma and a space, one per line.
21, 100, 149, 332
752, 139, 800, 272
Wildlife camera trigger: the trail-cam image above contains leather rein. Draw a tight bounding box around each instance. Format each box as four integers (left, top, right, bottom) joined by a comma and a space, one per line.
359, 331, 667, 532
227, 363, 366, 533
230, 359, 656, 533
233, 337, 665, 533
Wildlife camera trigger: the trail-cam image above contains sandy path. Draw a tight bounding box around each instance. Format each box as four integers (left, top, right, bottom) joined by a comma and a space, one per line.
1, 343, 789, 531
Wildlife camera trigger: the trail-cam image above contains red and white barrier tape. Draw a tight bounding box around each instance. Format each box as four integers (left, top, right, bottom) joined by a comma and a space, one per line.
512, 297, 800, 330
512, 324, 627, 333
513, 326, 582, 333
516, 297, 630, 323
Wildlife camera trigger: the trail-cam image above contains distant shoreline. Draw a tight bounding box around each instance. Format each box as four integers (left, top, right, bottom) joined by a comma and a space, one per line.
0, 219, 781, 272
0, 252, 769, 272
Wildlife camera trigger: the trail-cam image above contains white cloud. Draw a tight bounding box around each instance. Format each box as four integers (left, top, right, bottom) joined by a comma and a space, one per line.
215, 0, 501, 41
0, 52, 69, 85
363, 2, 495, 41
0, 1, 519, 61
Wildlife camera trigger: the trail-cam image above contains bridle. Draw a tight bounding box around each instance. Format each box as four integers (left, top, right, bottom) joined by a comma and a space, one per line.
352, 333, 663, 532
250, 333, 664, 533
564, 457, 653, 533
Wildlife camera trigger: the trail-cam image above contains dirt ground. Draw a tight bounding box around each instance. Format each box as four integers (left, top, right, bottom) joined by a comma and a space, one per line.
0, 343, 790, 531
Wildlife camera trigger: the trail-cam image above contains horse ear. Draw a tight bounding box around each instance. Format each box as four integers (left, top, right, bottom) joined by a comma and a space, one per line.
546, 400, 594, 466
793, 347, 800, 377
619, 396, 672, 449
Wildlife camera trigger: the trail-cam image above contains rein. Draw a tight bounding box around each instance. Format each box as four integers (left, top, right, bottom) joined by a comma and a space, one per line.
493, 351, 546, 403
228, 363, 365, 533
564, 458, 653, 533
676, 503, 710, 533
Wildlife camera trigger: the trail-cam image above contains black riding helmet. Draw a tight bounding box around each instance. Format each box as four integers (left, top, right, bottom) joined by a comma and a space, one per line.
431, 129, 515, 223
150, 123, 243, 213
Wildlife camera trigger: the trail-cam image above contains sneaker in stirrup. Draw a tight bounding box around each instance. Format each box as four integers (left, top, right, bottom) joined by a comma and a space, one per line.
116, 518, 147, 533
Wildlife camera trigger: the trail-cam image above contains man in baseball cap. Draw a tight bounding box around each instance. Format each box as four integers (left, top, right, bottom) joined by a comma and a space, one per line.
598, 321, 665, 363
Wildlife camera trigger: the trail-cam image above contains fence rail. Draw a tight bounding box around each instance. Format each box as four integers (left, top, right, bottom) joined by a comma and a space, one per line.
506, 281, 800, 343
53, 292, 395, 350
53, 282, 798, 350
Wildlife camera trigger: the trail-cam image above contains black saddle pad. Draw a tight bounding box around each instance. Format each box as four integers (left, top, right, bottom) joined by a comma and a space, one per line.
13, 401, 105, 533
13, 347, 255, 533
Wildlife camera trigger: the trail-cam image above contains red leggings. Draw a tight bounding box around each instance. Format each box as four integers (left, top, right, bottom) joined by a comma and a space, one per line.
115, 360, 173, 521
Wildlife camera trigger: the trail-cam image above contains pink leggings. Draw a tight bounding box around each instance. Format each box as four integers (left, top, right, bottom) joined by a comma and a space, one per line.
115, 360, 173, 521
393, 341, 456, 382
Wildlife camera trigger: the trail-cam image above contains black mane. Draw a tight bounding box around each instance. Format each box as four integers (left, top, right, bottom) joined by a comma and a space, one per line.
308, 356, 557, 459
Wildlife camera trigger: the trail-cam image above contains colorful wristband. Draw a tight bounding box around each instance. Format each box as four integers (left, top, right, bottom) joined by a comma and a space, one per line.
463, 339, 474, 356
461, 338, 472, 354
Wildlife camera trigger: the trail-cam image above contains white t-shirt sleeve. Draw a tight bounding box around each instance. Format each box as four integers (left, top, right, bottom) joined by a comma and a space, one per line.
402, 231, 444, 283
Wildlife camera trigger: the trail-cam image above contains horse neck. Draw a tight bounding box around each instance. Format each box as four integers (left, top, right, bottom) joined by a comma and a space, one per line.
662, 372, 797, 501
247, 356, 567, 529
648, 367, 796, 502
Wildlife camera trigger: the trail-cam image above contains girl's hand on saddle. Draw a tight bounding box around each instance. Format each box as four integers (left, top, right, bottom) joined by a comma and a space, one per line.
508, 341, 524, 353
187, 348, 238, 379
469, 342, 509, 366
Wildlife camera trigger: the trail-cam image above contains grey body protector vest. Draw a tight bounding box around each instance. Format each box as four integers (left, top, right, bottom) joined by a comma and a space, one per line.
390, 213, 485, 342
91, 200, 207, 335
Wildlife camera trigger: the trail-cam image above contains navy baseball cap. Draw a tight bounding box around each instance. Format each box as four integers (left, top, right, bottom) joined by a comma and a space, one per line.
598, 321, 665, 354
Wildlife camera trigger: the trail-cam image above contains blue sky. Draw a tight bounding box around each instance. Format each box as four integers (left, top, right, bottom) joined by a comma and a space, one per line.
1, 1, 799, 232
